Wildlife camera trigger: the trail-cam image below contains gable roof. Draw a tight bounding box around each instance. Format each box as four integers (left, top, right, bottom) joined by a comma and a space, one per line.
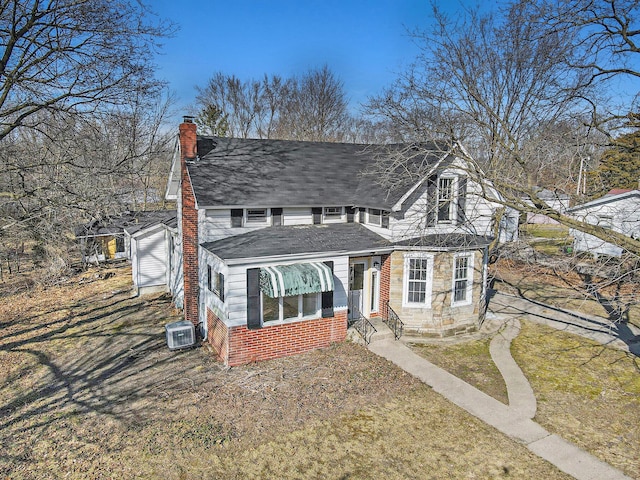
123, 211, 177, 235
187, 136, 452, 210
567, 190, 640, 213
75, 210, 176, 238
202, 223, 393, 261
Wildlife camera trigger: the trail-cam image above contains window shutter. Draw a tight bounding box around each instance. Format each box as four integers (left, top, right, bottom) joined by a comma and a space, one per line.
312, 207, 322, 225
231, 209, 243, 228
218, 272, 225, 301
457, 176, 467, 225
321, 261, 334, 318
246, 268, 262, 329
426, 175, 437, 226
272, 208, 283, 226
207, 265, 212, 292
346, 206, 355, 223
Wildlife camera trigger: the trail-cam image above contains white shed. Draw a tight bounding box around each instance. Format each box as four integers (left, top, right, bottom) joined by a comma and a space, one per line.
125, 212, 178, 296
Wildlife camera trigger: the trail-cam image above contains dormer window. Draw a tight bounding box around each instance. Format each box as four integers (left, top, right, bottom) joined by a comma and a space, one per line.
323, 206, 343, 219
246, 209, 268, 223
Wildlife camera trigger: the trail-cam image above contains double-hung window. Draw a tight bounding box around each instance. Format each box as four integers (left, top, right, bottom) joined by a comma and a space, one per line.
403, 254, 433, 308
452, 253, 473, 306
207, 265, 225, 301
438, 177, 454, 222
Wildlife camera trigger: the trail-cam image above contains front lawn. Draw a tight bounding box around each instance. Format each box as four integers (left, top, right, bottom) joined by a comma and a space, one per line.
0, 263, 572, 479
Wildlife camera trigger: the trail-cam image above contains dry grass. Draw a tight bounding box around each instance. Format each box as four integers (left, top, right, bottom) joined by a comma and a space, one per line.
0, 263, 575, 479
408, 338, 509, 404
512, 320, 640, 478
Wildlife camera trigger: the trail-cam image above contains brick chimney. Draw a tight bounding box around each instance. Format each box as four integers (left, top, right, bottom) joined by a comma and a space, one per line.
179, 115, 197, 161
180, 116, 199, 329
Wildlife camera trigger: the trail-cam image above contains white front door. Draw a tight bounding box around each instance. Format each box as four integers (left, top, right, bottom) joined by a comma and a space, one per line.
348, 261, 366, 320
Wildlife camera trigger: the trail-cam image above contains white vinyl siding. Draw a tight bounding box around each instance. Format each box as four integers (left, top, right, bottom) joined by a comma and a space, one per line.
223, 255, 349, 328
136, 229, 167, 287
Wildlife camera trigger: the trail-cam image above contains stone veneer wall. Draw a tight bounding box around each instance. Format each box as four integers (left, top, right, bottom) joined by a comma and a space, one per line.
388, 249, 483, 337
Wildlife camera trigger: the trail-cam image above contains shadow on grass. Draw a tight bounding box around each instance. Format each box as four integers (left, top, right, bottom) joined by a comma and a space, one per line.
488, 282, 640, 358
0, 290, 194, 437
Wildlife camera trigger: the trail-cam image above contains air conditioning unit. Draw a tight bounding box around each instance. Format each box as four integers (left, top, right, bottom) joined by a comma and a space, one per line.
165, 320, 196, 350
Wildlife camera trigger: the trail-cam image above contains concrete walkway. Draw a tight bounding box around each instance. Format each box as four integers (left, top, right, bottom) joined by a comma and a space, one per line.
367, 297, 635, 480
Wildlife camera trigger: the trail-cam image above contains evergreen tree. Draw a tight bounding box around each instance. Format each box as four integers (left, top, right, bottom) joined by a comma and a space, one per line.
591, 115, 640, 195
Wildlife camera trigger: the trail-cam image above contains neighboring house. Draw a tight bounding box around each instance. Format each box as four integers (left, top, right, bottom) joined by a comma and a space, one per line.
75, 219, 128, 263
164, 117, 516, 366
524, 189, 570, 224
76, 210, 177, 263
568, 189, 640, 257
124, 212, 181, 298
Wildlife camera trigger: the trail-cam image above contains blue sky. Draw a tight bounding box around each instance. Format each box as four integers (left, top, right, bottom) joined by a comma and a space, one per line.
151, 0, 458, 119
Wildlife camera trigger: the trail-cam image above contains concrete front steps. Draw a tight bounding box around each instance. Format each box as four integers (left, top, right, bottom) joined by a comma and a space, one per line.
347, 316, 396, 345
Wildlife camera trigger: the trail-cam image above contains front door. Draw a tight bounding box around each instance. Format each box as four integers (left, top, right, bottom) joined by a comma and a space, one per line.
348, 261, 366, 320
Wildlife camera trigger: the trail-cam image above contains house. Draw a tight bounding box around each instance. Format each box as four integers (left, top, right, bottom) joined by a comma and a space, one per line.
524, 189, 570, 224
75, 210, 176, 263
568, 189, 640, 257
164, 117, 516, 366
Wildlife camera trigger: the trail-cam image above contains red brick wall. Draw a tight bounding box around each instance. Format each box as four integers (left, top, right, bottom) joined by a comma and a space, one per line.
207, 308, 228, 363
379, 254, 391, 315
180, 121, 199, 327
223, 311, 348, 366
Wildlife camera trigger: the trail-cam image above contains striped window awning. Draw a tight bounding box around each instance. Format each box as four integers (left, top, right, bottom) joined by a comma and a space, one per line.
260, 262, 334, 298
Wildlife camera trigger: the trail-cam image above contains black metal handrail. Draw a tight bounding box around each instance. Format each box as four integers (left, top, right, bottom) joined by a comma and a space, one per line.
383, 301, 404, 340
349, 305, 377, 344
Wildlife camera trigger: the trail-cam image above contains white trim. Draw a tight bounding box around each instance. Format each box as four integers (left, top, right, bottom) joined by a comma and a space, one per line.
451, 252, 474, 306
322, 206, 344, 223
436, 176, 457, 224
245, 208, 270, 225
392, 149, 452, 212
261, 291, 321, 323
402, 252, 434, 309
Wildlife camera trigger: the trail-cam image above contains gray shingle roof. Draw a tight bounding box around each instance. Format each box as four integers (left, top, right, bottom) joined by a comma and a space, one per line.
75, 210, 176, 237
189, 137, 449, 209
395, 234, 493, 249
202, 223, 393, 260
202, 224, 492, 261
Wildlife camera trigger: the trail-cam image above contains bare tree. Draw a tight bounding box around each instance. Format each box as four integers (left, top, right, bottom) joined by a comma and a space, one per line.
274, 65, 349, 142
0, 90, 174, 278
195, 66, 351, 142
0, 0, 172, 141
366, 0, 640, 257
195, 73, 264, 138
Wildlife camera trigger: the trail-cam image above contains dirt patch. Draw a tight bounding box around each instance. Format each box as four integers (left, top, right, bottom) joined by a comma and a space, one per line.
1, 264, 574, 478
